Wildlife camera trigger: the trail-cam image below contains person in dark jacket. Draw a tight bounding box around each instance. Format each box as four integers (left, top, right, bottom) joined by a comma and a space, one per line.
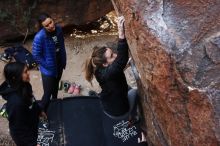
32, 13, 66, 111
84, 16, 129, 116
0, 62, 46, 146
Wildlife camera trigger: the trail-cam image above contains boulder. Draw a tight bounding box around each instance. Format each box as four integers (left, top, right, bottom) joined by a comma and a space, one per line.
112, 0, 220, 145
0, 0, 113, 42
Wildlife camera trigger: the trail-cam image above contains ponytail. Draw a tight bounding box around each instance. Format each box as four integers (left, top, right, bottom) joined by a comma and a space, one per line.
84, 58, 95, 85
84, 46, 108, 85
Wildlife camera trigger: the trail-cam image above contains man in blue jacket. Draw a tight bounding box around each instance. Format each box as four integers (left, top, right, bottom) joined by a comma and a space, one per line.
32, 13, 66, 111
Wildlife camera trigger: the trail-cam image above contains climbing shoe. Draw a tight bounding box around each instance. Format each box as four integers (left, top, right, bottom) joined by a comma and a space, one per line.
68, 83, 76, 94
73, 84, 81, 95
63, 81, 71, 93
58, 80, 63, 90
88, 90, 98, 96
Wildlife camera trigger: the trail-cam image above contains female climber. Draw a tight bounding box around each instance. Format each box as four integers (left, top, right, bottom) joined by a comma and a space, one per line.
84, 16, 130, 116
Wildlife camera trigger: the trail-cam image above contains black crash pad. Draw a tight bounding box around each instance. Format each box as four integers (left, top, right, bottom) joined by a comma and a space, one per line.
37, 96, 147, 146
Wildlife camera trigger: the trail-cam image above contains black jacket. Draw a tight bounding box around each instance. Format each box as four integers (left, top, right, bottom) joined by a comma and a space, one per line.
0, 81, 41, 146
95, 39, 129, 116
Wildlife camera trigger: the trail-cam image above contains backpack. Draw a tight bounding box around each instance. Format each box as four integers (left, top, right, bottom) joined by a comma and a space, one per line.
4, 45, 37, 69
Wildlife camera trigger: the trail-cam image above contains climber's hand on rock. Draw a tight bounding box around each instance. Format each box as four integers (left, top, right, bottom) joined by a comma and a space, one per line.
117, 16, 125, 39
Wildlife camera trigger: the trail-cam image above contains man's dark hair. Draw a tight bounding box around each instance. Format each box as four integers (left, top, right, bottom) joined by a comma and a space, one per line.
38, 13, 51, 30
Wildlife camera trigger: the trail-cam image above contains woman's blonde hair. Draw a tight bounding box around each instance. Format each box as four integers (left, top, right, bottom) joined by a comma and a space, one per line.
84, 46, 107, 85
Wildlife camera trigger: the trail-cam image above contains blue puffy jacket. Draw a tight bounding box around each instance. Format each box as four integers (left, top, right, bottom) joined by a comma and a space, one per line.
32, 25, 66, 77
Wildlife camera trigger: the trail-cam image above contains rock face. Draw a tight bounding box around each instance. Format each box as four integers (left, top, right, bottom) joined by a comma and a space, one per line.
0, 0, 113, 42
113, 0, 220, 145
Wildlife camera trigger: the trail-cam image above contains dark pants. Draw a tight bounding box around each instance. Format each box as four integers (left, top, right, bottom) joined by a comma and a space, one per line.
10, 129, 38, 146
40, 71, 62, 111
103, 88, 139, 118
128, 88, 138, 114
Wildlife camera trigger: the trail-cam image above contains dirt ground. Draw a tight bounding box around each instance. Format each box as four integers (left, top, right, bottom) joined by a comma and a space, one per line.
0, 32, 136, 145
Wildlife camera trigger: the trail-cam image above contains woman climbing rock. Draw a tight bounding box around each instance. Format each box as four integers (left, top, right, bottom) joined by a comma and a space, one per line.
84, 16, 130, 116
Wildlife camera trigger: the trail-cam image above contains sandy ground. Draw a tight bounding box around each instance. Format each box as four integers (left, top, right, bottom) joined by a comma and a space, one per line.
0, 32, 136, 145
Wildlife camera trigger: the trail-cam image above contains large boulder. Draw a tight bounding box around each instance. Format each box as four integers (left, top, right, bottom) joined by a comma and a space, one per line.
0, 0, 113, 42
113, 0, 220, 145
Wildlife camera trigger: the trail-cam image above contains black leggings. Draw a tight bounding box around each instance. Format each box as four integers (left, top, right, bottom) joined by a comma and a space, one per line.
40, 72, 62, 111
10, 130, 38, 146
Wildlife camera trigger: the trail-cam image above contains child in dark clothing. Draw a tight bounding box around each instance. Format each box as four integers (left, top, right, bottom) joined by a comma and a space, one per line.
84, 16, 130, 116
0, 62, 46, 146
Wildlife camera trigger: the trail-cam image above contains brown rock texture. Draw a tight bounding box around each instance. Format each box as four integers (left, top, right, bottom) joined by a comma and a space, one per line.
0, 0, 113, 42
113, 0, 220, 145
